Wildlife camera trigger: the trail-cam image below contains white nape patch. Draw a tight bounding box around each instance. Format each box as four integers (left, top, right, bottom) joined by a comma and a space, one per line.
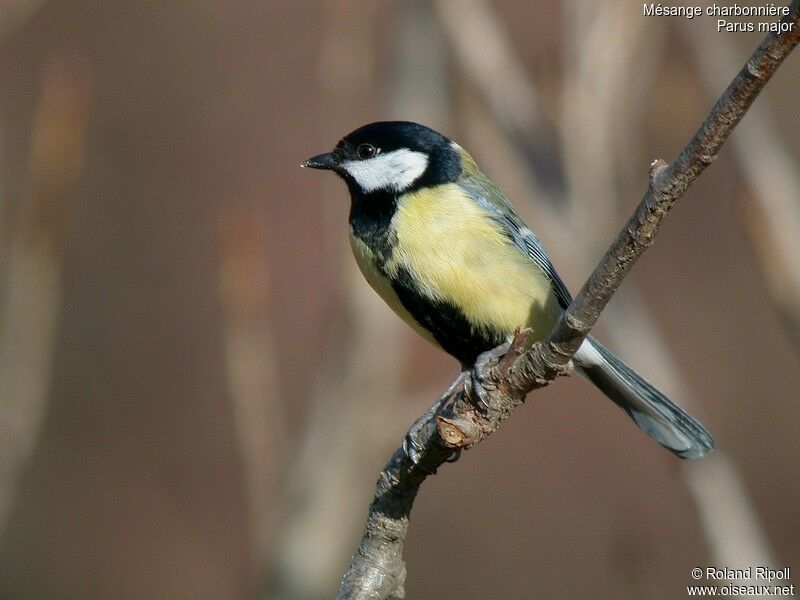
341, 149, 429, 193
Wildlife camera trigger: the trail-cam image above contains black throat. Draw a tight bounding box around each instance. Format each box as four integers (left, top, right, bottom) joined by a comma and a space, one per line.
347, 185, 398, 262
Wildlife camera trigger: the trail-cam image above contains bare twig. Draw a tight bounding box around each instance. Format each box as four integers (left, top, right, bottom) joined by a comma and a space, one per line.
683, 21, 800, 344
336, 7, 800, 598
684, 453, 781, 578
676, 20, 799, 590
606, 291, 789, 588
0, 56, 90, 527
560, 6, 787, 585
273, 3, 445, 598
0, 0, 47, 40
561, 0, 649, 238
272, 3, 388, 596
433, 0, 564, 200
459, 1, 787, 592
219, 208, 284, 571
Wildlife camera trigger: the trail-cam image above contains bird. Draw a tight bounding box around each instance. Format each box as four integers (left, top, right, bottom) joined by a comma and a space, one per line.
302, 121, 715, 459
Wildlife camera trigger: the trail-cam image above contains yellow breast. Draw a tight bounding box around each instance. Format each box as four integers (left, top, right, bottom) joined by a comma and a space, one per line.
387, 185, 560, 339
349, 234, 440, 346
385, 184, 560, 342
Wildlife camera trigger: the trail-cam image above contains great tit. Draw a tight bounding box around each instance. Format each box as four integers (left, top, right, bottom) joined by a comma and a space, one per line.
302, 121, 715, 459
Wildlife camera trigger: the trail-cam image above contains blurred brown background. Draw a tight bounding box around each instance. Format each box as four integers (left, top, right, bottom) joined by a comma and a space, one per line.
0, 1, 798, 598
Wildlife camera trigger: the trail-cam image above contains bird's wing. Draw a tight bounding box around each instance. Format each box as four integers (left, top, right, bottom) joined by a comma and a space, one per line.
457, 173, 573, 309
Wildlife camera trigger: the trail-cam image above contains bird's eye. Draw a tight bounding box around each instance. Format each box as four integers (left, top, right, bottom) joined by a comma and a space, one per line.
357, 144, 377, 160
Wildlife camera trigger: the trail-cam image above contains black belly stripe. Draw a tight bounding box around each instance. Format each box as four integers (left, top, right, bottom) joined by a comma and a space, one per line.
391, 266, 506, 367
348, 188, 397, 261
348, 188, 506, 367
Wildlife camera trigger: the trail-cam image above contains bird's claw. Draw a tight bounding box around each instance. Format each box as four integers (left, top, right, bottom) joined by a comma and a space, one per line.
470, 342, 512, 412
445, 448, 462, 463
403, 432, 428, 468
403, 371, 471, 468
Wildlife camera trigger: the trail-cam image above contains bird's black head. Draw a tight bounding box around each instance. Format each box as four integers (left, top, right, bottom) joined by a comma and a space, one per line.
302, 121, 462, 195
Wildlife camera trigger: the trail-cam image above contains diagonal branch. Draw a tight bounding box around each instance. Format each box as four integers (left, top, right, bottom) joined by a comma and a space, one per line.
336, 5, 800, 599
450, 0, 788, 590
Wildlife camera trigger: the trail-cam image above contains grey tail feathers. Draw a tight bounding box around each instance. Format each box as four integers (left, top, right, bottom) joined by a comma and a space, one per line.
575, 337, 715, 459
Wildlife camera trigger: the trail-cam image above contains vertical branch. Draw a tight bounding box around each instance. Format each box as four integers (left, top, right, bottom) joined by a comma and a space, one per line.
388, 0, 450, 127
560, 7, 795, 587
274, 2, 408, 597
429, 1, 800, 597
560, 0, 649, 237
219, 207, 284, 571
683, 22, 800, 344
0, 56, 90, 527
433, 0, 564, 201
275, 276, 409, 600
672, 21, 800, 590
338, 4, 800, 596
274, 3, 452, 596
684, 453, 781, 576
0, 0, 47, 40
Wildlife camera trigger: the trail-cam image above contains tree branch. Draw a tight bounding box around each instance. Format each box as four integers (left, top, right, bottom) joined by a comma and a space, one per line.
336, 6, 800, 598
453, 1, 787, 588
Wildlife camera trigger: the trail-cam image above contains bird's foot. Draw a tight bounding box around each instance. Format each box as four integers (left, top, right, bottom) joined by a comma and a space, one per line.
470, 342, 512, 412
403, 371, 470, 467
445, 448, 463, 463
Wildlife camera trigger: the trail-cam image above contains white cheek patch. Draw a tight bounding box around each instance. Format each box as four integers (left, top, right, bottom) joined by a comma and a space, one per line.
341, 149, 429, 193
